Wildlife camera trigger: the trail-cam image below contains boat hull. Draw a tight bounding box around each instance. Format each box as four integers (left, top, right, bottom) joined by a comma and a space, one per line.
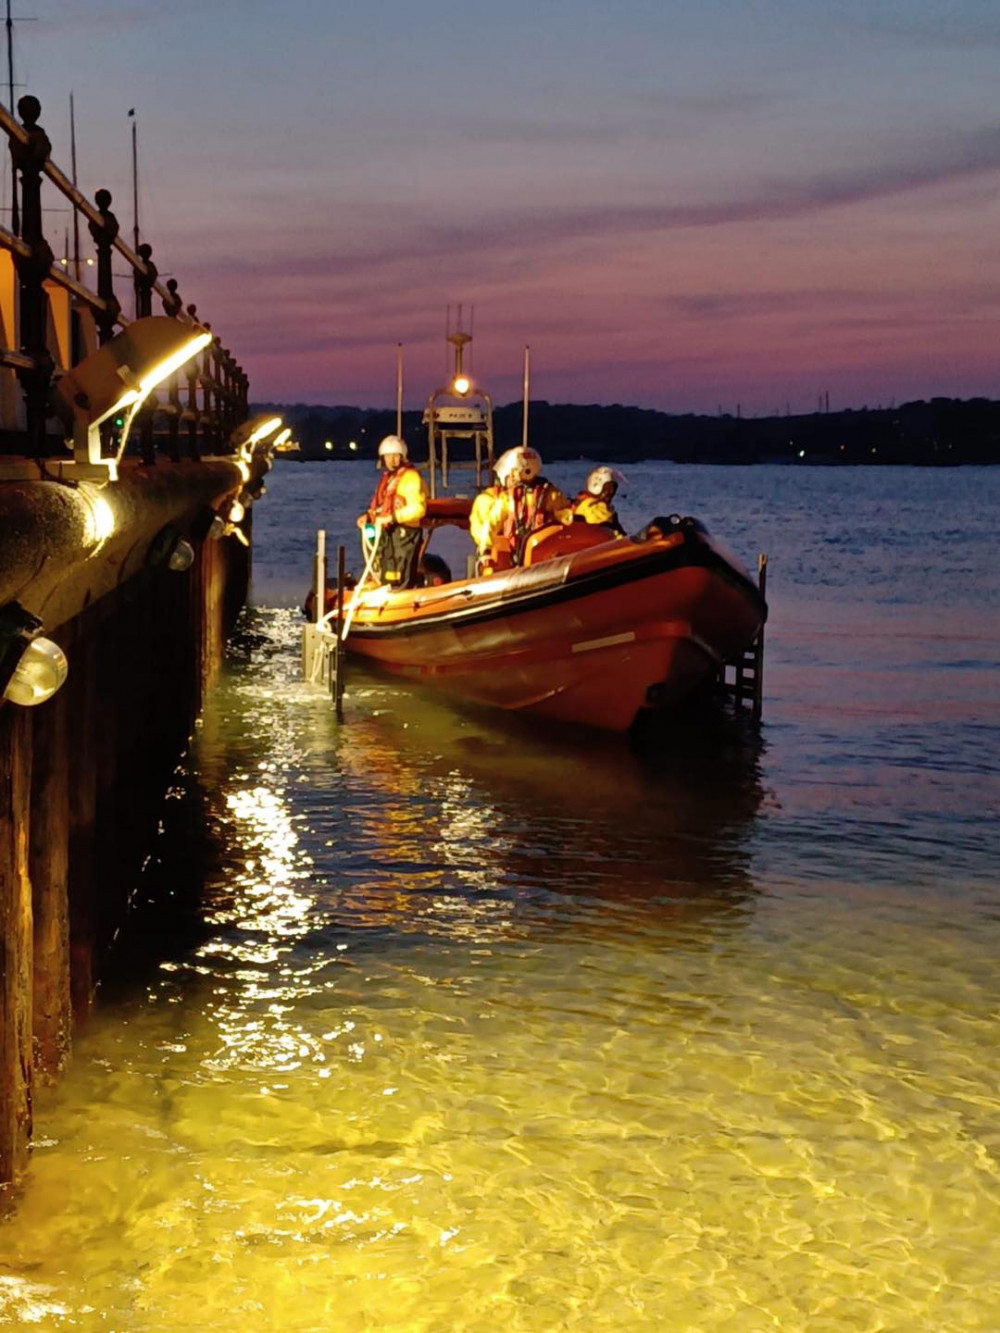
337, 522, 765, 732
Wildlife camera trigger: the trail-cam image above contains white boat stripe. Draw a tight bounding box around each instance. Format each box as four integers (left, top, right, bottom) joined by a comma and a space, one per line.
571, 631, 636, 654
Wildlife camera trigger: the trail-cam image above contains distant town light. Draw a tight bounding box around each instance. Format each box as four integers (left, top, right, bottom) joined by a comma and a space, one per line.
349, 441, 358, 452
324, 440, 334, 451
798, 449, 805, 459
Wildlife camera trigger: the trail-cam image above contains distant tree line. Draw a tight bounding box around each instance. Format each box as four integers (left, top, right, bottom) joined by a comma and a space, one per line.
251, 396, 1000, 465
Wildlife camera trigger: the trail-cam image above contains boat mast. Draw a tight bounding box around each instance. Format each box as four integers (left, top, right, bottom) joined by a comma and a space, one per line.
129, 106, 139, 314
522, 345, 530, 448
396, 342, 403, 438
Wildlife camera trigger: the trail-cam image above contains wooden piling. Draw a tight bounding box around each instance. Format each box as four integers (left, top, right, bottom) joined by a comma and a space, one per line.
0, 707, 33, 1192
28, 682, 71, 1079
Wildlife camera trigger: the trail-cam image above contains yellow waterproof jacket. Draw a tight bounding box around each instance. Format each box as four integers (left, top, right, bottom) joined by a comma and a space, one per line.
392, 467, 427, 526
573, 493, 622, 531
469, 485, 503, 554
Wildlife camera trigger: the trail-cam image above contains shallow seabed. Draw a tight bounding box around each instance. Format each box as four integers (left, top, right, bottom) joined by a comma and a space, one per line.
2, 463, 999, 1331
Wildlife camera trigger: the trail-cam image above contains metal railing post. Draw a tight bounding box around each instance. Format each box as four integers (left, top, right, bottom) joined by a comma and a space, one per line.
87, 188, 121, 345
9, 96, 54, 453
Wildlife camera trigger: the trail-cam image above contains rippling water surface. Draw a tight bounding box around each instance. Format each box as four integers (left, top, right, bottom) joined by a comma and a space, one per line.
3, 462, 999, 1331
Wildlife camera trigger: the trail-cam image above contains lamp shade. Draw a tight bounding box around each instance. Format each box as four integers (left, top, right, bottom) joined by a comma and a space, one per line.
53, 317, 212, 429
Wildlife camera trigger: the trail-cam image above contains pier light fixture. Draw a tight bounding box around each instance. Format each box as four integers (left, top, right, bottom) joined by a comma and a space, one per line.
227, 499, 246, 525
452, 374, 471, 397
148, 525, 196, 573
54, 316, 212, 480
231, 414, 284, 463
168, 540, 196, 571
0, 603, 69, 707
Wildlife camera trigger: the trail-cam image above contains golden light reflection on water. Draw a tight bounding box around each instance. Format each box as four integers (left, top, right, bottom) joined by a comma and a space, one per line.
2, 612, 999, 1331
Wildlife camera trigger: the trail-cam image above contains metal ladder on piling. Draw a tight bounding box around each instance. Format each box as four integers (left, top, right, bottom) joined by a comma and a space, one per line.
301, 529, 347, 721
718, 552, 768, 721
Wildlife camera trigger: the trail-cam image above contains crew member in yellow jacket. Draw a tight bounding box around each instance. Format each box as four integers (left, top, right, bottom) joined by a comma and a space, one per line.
357, 435, 428, 587
572, 466, 625, 534
491, 446, 572, 566
470, 448, 521, 573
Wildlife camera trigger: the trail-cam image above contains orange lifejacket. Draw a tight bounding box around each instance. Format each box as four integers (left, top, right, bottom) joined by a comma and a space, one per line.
367, 465, 425, 525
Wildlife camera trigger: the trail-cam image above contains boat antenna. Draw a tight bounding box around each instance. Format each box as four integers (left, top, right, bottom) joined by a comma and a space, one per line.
129, 106, 138, 249
70, 91, 81, 279
6, 0, 17, 232
395, 342, 403, 438
522, 345, 530, 448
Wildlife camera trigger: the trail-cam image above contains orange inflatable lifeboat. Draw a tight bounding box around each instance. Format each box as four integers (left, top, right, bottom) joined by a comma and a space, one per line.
320, 500, 767, 733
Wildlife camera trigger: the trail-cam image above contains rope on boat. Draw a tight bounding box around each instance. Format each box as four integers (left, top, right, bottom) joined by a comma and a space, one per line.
336, 524, 383, 641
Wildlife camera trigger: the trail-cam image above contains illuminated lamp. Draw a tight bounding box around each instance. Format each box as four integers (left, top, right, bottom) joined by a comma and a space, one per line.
230, 414, 284, 461
227, 499, 245, 524
272, 428, 292, 448
148, 524, 196, 573
53, 316, 212, 481
452, 374, 471, 396
0, 603, 68, 707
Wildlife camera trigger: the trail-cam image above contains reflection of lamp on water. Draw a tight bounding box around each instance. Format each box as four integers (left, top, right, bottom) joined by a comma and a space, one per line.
0, 602, 69, 707
54, 316, 212, 481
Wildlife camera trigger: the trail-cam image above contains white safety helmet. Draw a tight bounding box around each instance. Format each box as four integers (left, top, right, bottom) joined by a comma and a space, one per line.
586, 465, 619, 496
514, 446, 542, 483
378, 434, 408, 460
493, 448, 521, 484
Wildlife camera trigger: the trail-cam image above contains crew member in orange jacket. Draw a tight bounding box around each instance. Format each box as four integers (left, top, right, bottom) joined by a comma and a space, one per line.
573, 466, 625, 534
495, 446, 571, 564
357, 435, 428, 587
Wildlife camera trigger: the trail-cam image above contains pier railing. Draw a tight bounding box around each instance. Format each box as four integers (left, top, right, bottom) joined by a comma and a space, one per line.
0, 95, 249, 462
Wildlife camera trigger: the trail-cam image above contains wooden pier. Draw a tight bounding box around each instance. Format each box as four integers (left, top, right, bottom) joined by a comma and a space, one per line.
0, 94, 273, 1200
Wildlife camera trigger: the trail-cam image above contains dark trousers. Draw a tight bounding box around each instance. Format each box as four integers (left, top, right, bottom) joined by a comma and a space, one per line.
377, 524, 421, 588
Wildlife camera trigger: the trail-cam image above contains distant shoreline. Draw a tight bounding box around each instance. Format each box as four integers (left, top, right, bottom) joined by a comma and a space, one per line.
256, 396, 1000, 467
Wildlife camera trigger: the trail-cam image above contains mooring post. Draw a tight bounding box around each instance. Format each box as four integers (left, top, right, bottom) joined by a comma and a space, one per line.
753, 553, 768, 721
335, 544, 346, 722
314, 529, 327, 627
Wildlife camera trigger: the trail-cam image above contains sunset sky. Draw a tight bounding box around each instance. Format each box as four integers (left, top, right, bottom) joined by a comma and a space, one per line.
12, 0, 1000, 412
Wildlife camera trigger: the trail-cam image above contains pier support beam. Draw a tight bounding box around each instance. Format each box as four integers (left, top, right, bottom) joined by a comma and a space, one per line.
29, 686, 71, 1077
0, 708, 33, 1194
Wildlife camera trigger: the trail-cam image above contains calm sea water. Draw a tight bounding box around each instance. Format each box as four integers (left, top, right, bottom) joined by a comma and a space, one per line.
2, 460, 999, 1332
